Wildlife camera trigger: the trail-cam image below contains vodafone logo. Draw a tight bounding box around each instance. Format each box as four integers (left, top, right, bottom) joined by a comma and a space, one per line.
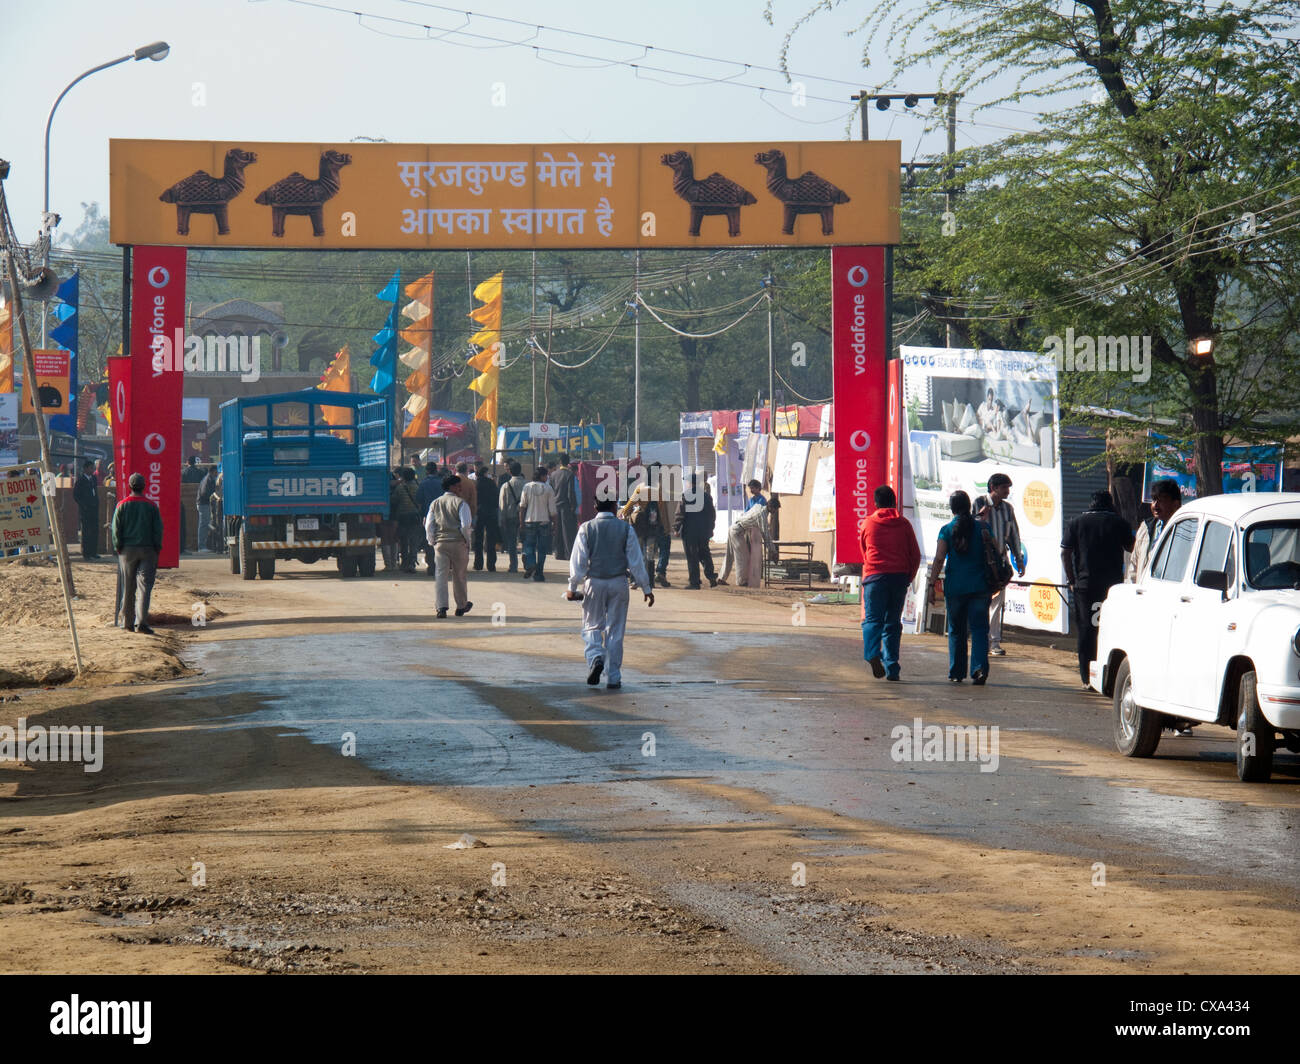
147, 266, 170, 289
143, 432, 167, 455
115, 381, 126, 420
849, 429, 872, 451
846, 265, 870, 287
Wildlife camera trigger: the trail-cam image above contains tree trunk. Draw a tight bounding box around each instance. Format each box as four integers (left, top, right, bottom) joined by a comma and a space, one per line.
1191, 363, 1224, 496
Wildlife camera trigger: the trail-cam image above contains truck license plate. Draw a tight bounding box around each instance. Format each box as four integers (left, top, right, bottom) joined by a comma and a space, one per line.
296, 518, 319, 531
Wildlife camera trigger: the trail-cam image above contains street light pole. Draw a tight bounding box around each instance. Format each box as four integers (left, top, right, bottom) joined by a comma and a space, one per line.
41, 41, 170, 343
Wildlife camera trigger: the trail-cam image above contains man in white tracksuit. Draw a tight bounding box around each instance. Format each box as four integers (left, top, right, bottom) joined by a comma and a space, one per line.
566, 496, 655, 690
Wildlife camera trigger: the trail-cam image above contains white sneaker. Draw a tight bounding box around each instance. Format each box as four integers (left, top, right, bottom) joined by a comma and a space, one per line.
990, 645, 1006, 656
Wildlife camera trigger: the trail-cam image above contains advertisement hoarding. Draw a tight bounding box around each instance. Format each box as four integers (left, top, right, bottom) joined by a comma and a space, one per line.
128, 246, 188, 568
901, 345, 1067, 634
831, 245, 887, 564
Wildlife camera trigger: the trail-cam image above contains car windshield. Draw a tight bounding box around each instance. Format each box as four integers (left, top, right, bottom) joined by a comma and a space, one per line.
1244, 521, 1300, 589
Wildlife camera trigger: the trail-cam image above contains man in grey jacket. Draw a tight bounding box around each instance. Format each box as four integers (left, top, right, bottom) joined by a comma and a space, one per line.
566, 496, 654, 690
425, 475, 473, 619
551, 453, 579, 561
974, 472, 1025, 656
497, 460, 525, 573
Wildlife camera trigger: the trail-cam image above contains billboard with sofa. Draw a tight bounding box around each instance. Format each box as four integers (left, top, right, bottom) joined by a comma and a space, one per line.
901, 346, 1068, 634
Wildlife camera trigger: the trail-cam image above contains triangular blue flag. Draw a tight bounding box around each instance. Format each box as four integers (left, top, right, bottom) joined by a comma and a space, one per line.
51, 320, 78, 349
370, 368, 394, 393
376, 270, 400, 303
386, 306, 399, 330
372, 326, 395, 347
54, 302, 76, 323
55, 271, 78, 305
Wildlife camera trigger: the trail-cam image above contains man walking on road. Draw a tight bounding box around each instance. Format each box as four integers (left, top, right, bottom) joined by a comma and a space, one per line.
473, 465, 499, 572
566, 494, 654, 690
196, 465, 218, 553
520, 466, 557, 581
551, 453, 579, 561
112, 472, 164, 635
391, 467, 424, 573
497, 460, 525, 573
417, 462, 444, 574
72, 460, 100, 559
1062, 490, 1135, 689
974, 472, 1025, 656
675, 474, 718, 588
859, 485, 921, 681
425, 474, 473, 619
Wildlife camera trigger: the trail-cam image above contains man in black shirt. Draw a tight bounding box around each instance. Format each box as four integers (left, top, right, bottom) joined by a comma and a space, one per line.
72, 460, 100, 558
1062, 490, 1136, 688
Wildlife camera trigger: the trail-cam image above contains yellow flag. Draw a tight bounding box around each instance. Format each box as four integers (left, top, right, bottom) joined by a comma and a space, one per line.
470, 327, 499, 349
468, 368, 499, 396
473, 272, 503, 304
475, 391, 497, 425
713, 428, 727, 455
468, 344, 499, 372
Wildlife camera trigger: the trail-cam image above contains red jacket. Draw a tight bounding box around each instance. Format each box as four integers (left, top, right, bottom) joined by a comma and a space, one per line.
858, 508, 921, 581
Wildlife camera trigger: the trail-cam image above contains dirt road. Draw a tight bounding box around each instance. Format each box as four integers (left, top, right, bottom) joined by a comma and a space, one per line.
3, 553, 1298, 973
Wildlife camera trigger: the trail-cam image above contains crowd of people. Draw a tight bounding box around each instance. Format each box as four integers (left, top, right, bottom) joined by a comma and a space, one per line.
860, 468, 1186, 692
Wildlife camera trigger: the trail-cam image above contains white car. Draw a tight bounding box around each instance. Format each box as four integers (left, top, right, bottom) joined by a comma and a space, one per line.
1091, 493, 1300, 781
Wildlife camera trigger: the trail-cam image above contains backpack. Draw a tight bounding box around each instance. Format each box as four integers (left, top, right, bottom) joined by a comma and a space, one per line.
981, 526, 1013, 590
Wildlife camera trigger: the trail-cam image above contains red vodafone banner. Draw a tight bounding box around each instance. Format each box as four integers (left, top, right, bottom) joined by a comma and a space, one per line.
107, 356, 132, 492
129, 246, 187, 568
831, 245, 887, 563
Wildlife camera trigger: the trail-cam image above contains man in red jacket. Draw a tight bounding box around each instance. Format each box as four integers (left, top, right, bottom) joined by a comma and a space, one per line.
858, 485, 921, 681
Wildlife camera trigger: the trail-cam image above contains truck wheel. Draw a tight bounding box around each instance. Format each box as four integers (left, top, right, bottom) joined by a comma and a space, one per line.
1236, 671, 1275, 782
357, 551, 376, 577
338, 555, 358, 578
257, 557, 275, 581
230, 548, 240, 576
239, 525, 255, 581
1113, 658, 1162, 758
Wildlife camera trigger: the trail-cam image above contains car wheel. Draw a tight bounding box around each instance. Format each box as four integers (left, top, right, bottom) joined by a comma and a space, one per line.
1236, 670, 1274, 782
1113, 658, 1162, 757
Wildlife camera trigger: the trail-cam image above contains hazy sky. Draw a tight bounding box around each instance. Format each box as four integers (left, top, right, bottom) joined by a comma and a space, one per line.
0, 0, 1043, 243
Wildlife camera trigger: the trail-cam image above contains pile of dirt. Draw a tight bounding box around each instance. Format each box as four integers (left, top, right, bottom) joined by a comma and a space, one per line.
0, 559, 221, 689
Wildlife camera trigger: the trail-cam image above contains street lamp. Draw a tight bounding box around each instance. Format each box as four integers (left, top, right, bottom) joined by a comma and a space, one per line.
42, 41, 171, 261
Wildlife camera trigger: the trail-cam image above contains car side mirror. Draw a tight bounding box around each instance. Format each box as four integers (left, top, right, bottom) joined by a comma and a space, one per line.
1196, 569, 1228, 593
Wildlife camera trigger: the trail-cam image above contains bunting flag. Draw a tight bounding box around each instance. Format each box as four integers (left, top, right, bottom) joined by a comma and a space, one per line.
50, 271, 78, 434
317, 344, 352, 438
400, 269, 435, 438
370, 270, 401, 394
0, 305, 12, 394
466, 271, 503, 441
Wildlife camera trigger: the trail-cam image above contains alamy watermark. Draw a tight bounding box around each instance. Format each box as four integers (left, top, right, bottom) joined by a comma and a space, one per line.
0, 718, 103, 773
1044, 328, 1151, 383
890, 716, 999, 773
148, 329, 263, 383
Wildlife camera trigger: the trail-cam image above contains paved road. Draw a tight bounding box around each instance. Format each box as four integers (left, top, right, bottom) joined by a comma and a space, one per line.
182, 558, 1300, 896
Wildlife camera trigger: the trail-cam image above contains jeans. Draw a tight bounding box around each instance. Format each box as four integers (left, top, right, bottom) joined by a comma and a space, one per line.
197, 503, 211, 551
522, 521, 551, 579
861, 573, 910, 678
654, 527, 670, 577
682, 534, 716, 587
946, 592, 991, 680
473, 516, 498, 570
117, 546, 158, 630
498, 515, 519, 570
1073, 584, 1108, 684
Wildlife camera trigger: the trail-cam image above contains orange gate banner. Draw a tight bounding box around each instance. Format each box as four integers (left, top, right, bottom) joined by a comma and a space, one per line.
111, 140, 900, 250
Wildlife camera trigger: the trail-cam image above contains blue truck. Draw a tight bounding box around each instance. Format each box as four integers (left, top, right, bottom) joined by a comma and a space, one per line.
220, 390, 391, 580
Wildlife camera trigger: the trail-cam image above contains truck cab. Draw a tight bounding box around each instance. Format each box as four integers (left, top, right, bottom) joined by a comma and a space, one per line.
220, 391, 390, 580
